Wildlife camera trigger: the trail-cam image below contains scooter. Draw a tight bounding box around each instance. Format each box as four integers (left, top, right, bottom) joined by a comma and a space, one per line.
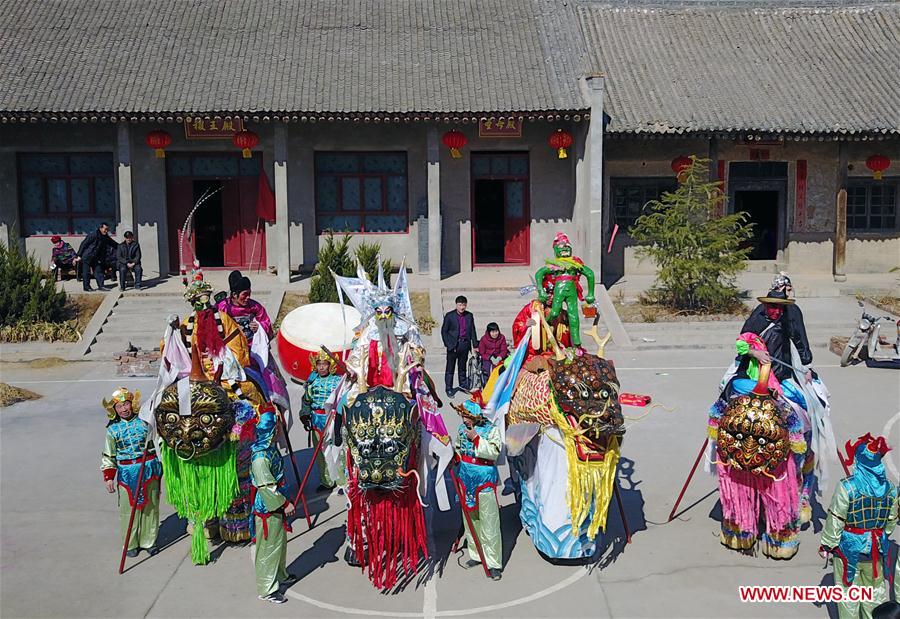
840, 302, 900, 368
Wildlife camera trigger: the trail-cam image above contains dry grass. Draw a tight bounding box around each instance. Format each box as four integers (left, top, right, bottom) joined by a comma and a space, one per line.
612, 298, 752, 323
0, 382, 41, 408
0, 293, 104, 344
862, 295, 900, 316
272, 290, 436, 334
410, 291, 435, 335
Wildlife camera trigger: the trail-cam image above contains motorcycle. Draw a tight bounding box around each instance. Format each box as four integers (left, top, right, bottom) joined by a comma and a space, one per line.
840, 301, 900, 368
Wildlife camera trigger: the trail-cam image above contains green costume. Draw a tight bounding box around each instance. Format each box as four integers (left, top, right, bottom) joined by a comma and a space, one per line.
251, 410, 291, 596
534, 232, 595, 348
101, 389, 161, 553
455, 400, 503, 571
821, 435, 897, 619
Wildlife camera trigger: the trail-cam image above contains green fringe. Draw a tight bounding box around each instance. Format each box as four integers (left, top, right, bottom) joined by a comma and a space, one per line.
160, 442, 238, 565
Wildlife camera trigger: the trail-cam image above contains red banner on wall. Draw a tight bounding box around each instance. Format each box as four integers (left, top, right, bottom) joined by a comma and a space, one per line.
795, 160, 808, 231
184, 117, 245, 139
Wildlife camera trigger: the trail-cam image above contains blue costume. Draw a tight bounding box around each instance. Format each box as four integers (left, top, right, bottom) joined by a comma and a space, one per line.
821, 434, 898, 618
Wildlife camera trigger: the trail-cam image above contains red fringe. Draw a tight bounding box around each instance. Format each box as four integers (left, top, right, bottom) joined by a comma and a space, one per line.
346, 474, 428, 590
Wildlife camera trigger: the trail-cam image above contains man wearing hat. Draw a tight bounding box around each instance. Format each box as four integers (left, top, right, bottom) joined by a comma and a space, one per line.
115, 231, 142, 291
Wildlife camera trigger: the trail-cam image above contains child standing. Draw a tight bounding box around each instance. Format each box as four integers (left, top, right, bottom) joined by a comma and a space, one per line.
477, 322, 509, 382
101, 387, 161, 557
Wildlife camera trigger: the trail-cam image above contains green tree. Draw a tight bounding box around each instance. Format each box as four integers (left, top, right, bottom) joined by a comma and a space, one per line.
0, 243, 68, 326
629, 156, 753, 313
308, 233, 354, 303
354, 241, 393, 288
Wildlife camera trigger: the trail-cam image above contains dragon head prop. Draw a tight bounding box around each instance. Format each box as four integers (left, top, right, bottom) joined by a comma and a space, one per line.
549, 353, 624, 445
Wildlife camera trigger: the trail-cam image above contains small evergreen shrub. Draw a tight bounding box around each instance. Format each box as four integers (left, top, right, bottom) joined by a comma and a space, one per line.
354, 241, 393, 288
0, 243, 68, 326
629, 156, 753, 313
308, 233, 354, 303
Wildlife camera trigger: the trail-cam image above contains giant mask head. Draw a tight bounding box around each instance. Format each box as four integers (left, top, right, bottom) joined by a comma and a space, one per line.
155, 380, 235, 460
345, 386, 416, 490
549, 354, 624, 444
716, 367, 790, 475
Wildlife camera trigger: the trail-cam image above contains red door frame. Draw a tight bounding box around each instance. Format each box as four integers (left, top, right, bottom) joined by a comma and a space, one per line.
470, 152, 531, 266
165, 153, 266, 272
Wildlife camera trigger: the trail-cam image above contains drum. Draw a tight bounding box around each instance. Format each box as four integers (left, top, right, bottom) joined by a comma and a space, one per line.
276, 302, 361, 381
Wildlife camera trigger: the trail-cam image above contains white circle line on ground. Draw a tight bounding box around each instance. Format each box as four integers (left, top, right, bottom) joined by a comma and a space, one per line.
284, 566, 588, 617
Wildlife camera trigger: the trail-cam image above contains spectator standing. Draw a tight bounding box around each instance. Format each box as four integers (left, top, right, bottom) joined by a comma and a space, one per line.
77, 222, 115, 291
477, 322, 509, 381
116, 231, 142, 291
441, 295, 477, 396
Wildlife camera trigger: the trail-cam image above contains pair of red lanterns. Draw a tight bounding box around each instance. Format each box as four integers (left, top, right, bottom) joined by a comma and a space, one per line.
145, 128, 259, 158
671, 154, 893, 181
441, 128, 574, 159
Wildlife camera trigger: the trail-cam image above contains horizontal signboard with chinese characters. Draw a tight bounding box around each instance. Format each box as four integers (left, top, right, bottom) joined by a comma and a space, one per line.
478, 118, 523, 138
184, 117, 245, 139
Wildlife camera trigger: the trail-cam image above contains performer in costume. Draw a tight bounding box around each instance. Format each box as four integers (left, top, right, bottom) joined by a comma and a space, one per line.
301, 351, 344, 490
820, 434, 897, 619
333, 260, 433, 590
453, 393, 503, 580
218, 270, 273, 343
533, 232, 595, 348
101, 387, 161, 557
708, 364, 806, 559
250, 406, 298, 604
512, 277, 572, 362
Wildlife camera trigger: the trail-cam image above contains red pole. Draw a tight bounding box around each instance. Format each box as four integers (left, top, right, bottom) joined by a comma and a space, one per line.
292, 410, 336, 529
612, 480, 631, 544
278, 411, 314, 529
118, 439, 152, 574
449, 467, 492, 579
667, 437, 710, 522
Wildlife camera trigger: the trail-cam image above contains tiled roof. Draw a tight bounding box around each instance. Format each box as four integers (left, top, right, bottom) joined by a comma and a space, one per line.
0, 0, 587, 115
579, 3, 900, 134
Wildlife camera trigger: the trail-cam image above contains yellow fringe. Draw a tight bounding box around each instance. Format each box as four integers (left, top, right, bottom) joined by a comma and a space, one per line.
550, 399, 620, 538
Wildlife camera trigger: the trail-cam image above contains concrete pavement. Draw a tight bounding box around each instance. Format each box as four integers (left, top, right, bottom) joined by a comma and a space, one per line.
1, 346, 898, 618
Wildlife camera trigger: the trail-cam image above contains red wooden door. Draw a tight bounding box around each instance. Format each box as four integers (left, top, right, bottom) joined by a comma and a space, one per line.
503, 180, 529, 263
221, 180, 243, 267
167, 176, 194, 272
239, 177, 266, 270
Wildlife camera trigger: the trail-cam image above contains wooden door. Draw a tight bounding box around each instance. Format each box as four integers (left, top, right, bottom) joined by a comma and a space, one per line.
221, 180, 243, 268
503, 179, 529, 263
238, 177, 266, 270
166, 176, 194, 272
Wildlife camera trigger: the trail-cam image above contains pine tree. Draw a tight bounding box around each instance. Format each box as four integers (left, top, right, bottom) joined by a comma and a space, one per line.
0, 243, 68, 326
354, 241, 393, 288
308, 233, 354, 303
629, 156, 753, 313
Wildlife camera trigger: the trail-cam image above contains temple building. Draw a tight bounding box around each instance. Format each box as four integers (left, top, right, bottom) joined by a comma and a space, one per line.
1, 0, 897, 284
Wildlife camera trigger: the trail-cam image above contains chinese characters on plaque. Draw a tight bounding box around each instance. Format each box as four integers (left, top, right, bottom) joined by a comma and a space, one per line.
184, 117, 245, 139
478, 118, 523, 138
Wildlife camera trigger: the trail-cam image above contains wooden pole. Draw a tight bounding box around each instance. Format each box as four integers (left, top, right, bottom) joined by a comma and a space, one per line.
278, 411, 313, 530
834, 188, 847, 282
291, 410, 335, 529
667, 438, 710, 522
118, 437, 153, 574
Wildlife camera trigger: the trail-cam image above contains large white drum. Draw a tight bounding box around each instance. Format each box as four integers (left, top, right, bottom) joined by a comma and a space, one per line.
276, 302, 361, 381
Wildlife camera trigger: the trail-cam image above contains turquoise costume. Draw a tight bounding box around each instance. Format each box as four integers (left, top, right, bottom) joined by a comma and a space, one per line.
250, 410, 292, 597
821, 434, 897, 619
303, 370, 343, 488
455, 400, 502, 572
101, 397, 161, 552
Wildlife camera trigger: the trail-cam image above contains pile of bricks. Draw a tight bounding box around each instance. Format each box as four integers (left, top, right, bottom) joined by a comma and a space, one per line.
114, 346, 160, 377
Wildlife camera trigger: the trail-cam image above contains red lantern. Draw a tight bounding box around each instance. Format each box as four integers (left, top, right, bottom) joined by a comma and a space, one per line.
866, 154, 890, 180
146, 130, 172, 158
232, 130, 259, 159
548, 129, 574, 159
442, 130, 467, 159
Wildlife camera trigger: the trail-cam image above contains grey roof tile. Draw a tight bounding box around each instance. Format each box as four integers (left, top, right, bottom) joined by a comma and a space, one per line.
0, 0, 586, 114
578, 3, 900, 134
